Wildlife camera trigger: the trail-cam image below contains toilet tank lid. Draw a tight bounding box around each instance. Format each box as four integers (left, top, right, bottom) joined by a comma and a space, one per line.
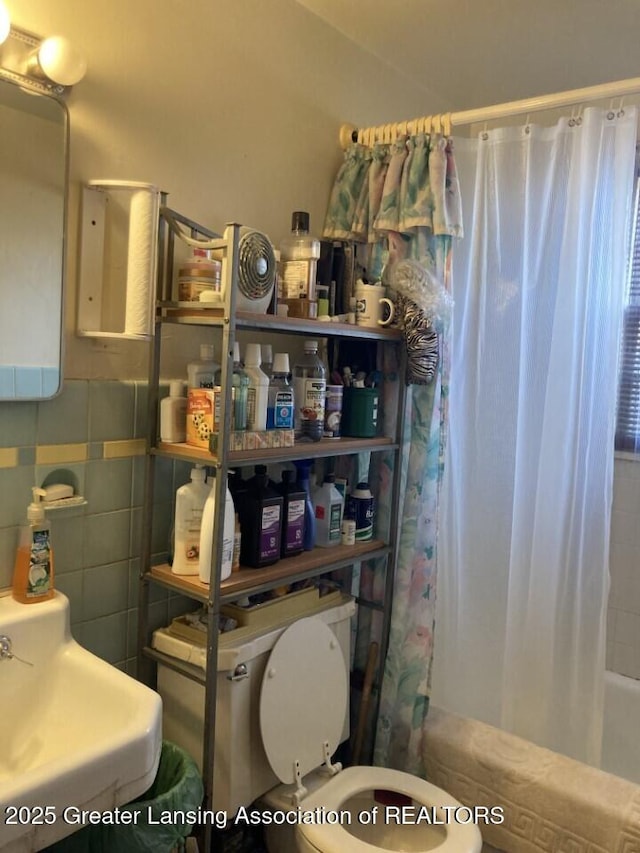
259, 617, 348, 785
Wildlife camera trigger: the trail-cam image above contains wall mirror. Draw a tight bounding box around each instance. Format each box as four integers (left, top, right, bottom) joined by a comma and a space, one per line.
0, 76, 68, 400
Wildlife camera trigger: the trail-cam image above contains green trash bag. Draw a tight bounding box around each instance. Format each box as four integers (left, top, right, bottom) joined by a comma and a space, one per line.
45, 741, 204, 853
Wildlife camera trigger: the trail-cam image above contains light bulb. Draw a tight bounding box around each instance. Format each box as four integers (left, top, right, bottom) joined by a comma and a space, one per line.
37, 35, 86, 86
0, 1, 10, 46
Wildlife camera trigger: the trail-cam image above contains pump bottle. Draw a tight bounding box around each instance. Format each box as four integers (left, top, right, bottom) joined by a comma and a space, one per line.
12, 488, 55, 603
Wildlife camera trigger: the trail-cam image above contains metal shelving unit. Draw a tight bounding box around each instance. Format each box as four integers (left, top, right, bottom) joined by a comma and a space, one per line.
136, 207, 407, 850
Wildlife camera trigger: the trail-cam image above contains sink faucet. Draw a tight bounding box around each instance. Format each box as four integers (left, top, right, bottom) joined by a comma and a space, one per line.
0, 634, 33, 666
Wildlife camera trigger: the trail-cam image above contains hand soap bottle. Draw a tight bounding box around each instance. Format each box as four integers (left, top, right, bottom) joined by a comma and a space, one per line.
12, 488, 55, 603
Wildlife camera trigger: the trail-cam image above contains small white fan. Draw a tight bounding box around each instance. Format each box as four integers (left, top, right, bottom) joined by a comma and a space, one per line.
226, 226, 277, 313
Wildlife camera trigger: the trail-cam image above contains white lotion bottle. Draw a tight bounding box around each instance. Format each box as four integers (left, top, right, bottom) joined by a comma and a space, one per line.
198, 479, 235, 584
244, 343, 269, 431
160, 380, 187, 443
172, 465, 211, 575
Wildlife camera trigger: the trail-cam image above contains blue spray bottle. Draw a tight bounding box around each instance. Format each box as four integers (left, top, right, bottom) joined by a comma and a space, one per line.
294, 459, 316, 550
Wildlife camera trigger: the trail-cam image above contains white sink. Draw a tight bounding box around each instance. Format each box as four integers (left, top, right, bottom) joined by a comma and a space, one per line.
0, 591, 162, 852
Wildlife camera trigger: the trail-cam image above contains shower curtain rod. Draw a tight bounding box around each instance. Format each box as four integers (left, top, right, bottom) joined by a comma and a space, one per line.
339, 75, 640, 147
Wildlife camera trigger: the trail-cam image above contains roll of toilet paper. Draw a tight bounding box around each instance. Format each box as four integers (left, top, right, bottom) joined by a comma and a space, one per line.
124, 188, 159, 338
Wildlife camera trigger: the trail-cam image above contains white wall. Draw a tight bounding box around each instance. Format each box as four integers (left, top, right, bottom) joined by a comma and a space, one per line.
9, 0, 430, 380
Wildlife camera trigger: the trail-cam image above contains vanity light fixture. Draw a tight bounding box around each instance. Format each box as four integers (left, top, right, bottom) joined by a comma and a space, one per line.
30, 35, 86, 87
0, 13, 86, 95
0, 2, 10, 46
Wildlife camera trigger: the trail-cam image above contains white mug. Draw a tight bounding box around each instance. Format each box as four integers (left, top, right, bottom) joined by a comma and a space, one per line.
355, 284, 395, 328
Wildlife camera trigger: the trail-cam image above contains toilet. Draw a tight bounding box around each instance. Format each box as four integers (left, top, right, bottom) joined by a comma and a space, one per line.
255, 617, 482, 853
157, 598, 482, 852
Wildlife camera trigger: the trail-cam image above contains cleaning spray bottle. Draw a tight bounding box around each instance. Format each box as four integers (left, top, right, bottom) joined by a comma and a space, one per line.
12, 488, 55, 603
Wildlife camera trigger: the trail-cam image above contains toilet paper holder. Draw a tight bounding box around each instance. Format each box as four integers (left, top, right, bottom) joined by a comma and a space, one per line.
76, 180, 160, 341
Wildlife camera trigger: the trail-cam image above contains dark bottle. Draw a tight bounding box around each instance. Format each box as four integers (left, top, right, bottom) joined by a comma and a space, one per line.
293, 459, 316, 551
275, 470, 306, 558
239, 465, 283, 568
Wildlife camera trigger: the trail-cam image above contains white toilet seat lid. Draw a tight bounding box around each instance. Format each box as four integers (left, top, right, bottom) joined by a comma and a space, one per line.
260, 616, 347, 784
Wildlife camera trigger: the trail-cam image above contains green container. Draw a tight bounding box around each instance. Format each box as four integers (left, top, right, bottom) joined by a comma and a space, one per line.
341, 387, 379, 437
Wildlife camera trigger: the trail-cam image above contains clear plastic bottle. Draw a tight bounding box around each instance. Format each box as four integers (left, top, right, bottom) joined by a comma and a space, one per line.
293, 340, 326, 441
12, 488, 54, 603
187, 343, 220, 389
244, 343, 269, 431
279, 211, 320, 319
266, 352, 295, 429
231, 341, 249, 430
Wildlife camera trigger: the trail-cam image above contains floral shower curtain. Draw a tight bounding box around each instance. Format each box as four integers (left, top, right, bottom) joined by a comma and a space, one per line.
323, 131, 462, 771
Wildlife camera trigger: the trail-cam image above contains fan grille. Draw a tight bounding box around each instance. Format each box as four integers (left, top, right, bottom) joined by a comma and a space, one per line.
237, 230, 276, 300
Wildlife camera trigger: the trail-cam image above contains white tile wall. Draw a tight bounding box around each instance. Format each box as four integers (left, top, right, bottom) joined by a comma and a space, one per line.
608, 457, 640, 679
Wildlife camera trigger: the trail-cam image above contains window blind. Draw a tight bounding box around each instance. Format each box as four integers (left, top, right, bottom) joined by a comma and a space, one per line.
616, 174, 640, 452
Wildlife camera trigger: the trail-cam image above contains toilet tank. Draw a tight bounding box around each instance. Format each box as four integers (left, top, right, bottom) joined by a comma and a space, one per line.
155, 593, 355, 816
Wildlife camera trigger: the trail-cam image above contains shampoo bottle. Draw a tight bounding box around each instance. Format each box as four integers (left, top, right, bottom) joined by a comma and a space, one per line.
172, 465, 211, 576
12, 488, 54, 603
198, 477, 235, 584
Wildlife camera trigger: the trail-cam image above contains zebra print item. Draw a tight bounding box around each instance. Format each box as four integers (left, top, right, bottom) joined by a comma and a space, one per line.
395, 293, 440, 385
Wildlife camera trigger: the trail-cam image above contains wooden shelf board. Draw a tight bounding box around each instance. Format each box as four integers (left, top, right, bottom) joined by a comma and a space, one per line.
149, 540, 388, 603
154, 436, 396, 466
